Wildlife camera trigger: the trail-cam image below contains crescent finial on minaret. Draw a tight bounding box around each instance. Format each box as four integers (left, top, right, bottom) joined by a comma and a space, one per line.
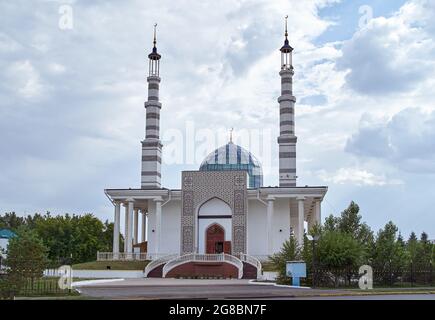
148, 23, 161, 61
285, 15, 288, 39
280, 15, 293, 53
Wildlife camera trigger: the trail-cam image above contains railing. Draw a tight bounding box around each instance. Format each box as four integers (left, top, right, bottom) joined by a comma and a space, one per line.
97, 252, 174, 261
250, 255, 271, 262
162, 253, 244, 279
144, 254, 178, 277
238, 253, 262, 279
223, 254, 244, 279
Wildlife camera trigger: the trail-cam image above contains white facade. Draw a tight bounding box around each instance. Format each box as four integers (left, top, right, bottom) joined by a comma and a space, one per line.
105, 187, 326, 260
103, 26, 328, 262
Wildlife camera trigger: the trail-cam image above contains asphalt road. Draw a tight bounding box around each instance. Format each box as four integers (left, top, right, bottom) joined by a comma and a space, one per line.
74, 279, 435, 300
75, 279, 345, 299
288, 294, 435, 300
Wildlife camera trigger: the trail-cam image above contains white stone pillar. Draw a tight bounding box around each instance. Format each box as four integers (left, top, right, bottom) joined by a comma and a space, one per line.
296, 197, 305, 246
133, 208, 139, 245
266, 197, 275, 255
126, 199, 134, 254
155, 198, 162, 254
113, 202, 121, 259
124, 204, 129, 252
315, 199, 321, 225
141, 210, 147, 243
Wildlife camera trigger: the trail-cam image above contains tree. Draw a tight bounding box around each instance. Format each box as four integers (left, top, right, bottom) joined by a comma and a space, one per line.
1, 227, 48, 298
269, 236, 301, 284
316, 231, 364, 269
406, 232, 419, 265
0, 212, 26, 231
415, 232, 432, 266
321, 202, 373, 264
369, 221, 407, 284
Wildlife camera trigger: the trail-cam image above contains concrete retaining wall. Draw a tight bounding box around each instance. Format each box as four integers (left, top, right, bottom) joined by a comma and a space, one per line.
44, 269, 144, 279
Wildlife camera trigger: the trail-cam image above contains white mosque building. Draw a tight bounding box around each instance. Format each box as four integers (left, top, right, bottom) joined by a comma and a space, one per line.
100, 22, 327, 279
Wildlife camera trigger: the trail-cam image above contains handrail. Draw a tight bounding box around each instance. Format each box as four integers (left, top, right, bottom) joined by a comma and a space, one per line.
144, 254, 178, 277
97, 252, 150, 261
238, 253, 262, 279
162, 253, 244, 279
223, 253, 244, 279
97, 252, 175, 262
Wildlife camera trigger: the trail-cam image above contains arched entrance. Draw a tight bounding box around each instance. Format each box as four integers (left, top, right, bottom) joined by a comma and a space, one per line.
206, 224, 230, 254
198, 197, 232, 254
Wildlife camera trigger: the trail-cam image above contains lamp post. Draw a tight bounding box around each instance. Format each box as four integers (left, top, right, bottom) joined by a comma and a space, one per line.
430, 244, 434, 286
307, 234, 320, 288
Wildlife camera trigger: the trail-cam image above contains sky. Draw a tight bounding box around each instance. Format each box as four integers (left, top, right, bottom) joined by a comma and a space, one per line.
0, 0, 434, 238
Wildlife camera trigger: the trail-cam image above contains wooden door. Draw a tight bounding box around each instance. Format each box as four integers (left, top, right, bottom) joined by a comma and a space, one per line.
206, 224, 225, 254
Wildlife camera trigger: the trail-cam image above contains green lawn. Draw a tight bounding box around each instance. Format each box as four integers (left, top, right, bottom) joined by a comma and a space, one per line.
261, 261, 278, 272
72, 260, 150, 270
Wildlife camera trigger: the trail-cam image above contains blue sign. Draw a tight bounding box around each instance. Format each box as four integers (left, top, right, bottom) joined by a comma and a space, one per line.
286, 261, 306, 287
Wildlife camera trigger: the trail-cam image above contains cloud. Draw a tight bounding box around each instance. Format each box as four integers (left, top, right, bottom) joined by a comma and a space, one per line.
317, 167, 403, 186
346, 108, 435, 174
336, 0, 435, 95
0, 0, 434, 237
5, 60, 47, 99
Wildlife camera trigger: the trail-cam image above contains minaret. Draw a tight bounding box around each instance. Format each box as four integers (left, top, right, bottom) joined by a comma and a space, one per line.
278, 16, 297, 187
141, 24, 162, 189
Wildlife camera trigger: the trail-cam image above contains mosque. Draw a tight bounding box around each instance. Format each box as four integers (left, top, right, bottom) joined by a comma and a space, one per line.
101, 21, 328, 279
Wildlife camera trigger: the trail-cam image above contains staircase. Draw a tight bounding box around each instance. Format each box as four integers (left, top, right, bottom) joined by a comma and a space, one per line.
162, 253, 243, 279
241, 262, 258, 279
238, 253, 262, 280
144, 254, 178, 278
144, 253, 262, 279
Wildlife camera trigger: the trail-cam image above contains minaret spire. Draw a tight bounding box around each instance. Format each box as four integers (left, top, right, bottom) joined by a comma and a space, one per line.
142, 24, 163, 189
278, 15, 297, 187
280, 15, 293, 70
153, 23, 157, 48
285, 15, 288, 39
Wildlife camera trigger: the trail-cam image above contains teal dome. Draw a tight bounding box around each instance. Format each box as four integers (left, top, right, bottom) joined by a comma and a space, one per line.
199, 142, 263, 188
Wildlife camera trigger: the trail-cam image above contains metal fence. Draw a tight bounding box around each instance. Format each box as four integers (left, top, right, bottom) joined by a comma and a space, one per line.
305, 263, 434, 288
0, 259, 75, 299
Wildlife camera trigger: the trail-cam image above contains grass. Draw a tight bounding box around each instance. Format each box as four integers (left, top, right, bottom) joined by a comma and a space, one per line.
261, 261, 278, 272
72, 260, 150, 270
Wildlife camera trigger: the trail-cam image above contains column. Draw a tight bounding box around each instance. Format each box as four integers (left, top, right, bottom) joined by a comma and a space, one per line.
113, 202, 120, 259
307, 214, 314, 234
155, 198, 162, 254
126, 199, 134, 254
296, 197, 305, 246
315, 199, 321, 225
266, 197, 275, 255
141, 210, 147, 243
133, 208, 139, 245
124, 204, 129, 252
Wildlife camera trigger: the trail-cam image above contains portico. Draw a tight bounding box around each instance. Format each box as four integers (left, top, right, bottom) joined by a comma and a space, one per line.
103, 186, 326, 261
